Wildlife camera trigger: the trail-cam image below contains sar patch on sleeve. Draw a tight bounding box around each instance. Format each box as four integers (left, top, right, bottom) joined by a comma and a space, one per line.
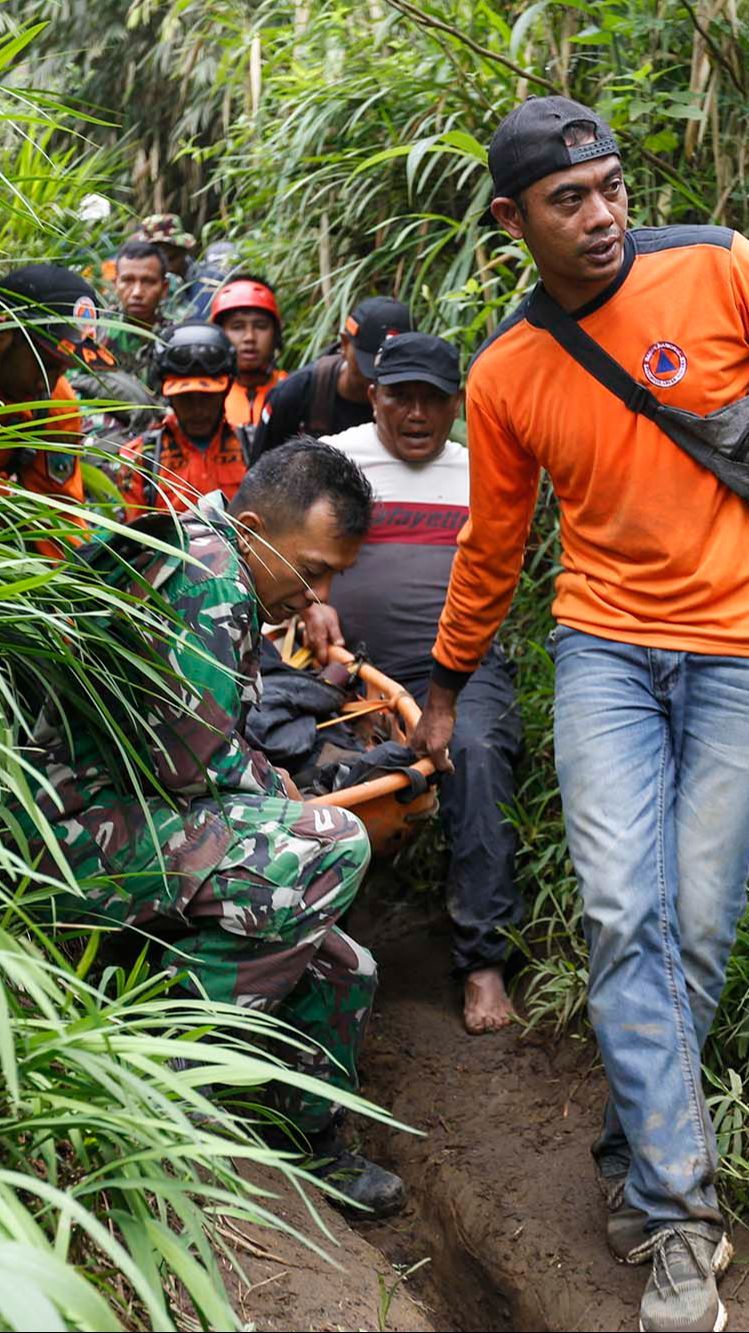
46, 452, 77, 484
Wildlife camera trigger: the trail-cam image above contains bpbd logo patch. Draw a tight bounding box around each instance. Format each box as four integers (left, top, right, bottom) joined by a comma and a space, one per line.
642, 340, 687, 388
72, 294, 97, 341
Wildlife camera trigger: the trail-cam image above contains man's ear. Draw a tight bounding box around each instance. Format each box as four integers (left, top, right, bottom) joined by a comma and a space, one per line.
235, 507, 266, 540
490, 196, 525, 239
233, 507, 271, 567
367, 381, 377, 410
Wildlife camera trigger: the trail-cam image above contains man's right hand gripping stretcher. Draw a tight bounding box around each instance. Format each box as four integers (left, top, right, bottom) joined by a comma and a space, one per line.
407, 681, 456, 776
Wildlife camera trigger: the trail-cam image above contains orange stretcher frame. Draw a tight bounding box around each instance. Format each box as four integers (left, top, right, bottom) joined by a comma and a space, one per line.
305, 646, 437, 857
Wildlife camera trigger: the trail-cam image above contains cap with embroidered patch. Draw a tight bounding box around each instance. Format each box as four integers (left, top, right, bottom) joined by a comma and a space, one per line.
343, 296, 414, 378
0, 264, 115, 369
488, 96, 620, 199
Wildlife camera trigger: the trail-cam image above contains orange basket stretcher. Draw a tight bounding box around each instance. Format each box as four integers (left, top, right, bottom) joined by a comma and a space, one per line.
304, 646, 437, 857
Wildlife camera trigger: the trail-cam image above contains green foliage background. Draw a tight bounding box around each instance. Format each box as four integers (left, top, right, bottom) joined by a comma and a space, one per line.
3, 0, 749, 1321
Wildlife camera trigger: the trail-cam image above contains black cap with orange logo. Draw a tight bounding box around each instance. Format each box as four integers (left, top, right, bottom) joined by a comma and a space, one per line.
343, 296, 414, 378
0, 264, 115, 369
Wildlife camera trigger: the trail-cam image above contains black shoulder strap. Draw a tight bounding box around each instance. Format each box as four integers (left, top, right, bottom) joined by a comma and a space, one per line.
307, 354, 343, 436
531, 287, 661, 421
235, 421, 261, 469
138, 426, 164, 506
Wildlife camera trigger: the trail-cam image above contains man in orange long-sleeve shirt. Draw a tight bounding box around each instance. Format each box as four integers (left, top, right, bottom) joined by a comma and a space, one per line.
413, 97, 749, 1333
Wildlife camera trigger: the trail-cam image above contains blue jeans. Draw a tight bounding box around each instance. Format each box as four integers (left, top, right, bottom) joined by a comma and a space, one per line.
552, 627, 749, 1230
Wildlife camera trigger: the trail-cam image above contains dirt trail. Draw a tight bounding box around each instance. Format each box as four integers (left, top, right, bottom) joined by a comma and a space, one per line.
227, 901, 749, 1332
351, 905, 749, 1333
227, 1158, 435, 1333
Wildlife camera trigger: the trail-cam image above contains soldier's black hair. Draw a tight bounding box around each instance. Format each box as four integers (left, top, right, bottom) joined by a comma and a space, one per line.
116, 241, 167, 277
229, 436, 373, 539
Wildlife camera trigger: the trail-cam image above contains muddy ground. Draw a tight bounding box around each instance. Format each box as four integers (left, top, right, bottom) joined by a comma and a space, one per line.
231, 898, 749, 1332
227, 1157, 433, 1333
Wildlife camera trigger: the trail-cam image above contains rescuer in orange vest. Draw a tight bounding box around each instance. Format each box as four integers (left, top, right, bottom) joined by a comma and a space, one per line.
0, 264, 115, 553
115, 320, 254, 522
209, 276, 287, 438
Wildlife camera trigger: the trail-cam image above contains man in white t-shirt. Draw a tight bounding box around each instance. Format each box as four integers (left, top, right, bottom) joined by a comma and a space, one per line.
304, 332, 524, 1034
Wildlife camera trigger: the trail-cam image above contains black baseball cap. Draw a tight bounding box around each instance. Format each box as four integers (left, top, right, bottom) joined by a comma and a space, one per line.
373, 332, 460, 395
488, 95, 620, 199
344, 296, 413, 378
0, 264, 115, 369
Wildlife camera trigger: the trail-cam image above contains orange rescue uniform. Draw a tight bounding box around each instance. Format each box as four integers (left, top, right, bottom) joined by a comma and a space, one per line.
0, 375, 83, 502
0, 376, 86, 557
434, 226, 749, 682
116, 408, 250, 522
224, 370, 287, 431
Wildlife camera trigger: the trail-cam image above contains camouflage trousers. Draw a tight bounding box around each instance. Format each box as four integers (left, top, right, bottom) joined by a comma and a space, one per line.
47, 789, 375, 1133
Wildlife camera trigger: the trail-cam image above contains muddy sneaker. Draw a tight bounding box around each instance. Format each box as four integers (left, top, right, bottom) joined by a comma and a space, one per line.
307, 1139, 406, 1219
602, 1172, 650, 1264
637, 1224, 733, 1332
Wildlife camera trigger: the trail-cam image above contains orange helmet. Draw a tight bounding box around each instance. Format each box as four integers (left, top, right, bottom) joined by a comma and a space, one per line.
210, 279, 281, 327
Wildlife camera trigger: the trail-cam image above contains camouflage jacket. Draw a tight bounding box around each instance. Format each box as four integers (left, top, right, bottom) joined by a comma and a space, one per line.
102, 318, 165, 380
33, 491, 283, 821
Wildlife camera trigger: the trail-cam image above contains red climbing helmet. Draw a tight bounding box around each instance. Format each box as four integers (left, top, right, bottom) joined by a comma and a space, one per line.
210, 279, 282, 328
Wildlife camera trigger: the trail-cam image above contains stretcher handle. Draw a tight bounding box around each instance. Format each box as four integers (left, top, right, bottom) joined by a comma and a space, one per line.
308, 757, 435, 809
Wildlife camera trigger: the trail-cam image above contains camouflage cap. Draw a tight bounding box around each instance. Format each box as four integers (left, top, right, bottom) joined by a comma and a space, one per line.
133, 213, 197, 250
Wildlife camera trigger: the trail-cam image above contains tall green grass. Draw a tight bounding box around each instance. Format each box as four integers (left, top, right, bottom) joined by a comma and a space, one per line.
0, 22, 407, 1324
0, 481, 407, 1329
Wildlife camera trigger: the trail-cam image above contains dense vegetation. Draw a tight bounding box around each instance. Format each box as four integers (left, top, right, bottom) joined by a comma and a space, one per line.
2, 0, 749, 1324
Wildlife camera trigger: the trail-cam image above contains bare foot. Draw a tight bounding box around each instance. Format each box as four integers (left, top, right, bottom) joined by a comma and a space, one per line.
463, 966, 515, 1034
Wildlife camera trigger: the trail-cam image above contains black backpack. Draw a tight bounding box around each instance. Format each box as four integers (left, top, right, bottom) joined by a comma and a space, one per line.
305, 354, 344, 436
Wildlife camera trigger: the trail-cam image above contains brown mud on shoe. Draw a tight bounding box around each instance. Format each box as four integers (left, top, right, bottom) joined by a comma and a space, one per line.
637, 1224, 732, 1332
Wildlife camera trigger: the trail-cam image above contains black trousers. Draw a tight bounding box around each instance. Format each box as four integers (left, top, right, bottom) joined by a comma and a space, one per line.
410, 642, 524, 974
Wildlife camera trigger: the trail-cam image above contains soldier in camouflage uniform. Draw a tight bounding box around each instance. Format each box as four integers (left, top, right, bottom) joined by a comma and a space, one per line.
133, 214, 225, 323
25, 437, 405, 1215
98, 240, 170, 380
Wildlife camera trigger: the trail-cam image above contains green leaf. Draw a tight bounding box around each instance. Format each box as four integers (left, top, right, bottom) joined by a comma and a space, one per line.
0, 1243, 122, 1331
662, 105, 704, 120
0, 570, 58, 599
0, 23, 49, 75
439, 130, 487, 164
142, 1219, 239, 1330
406, 135, 439, 196
643, 130, 679, 153
509, 1, 549, 58
571, 25, 613, 44
350, 144, 412, 178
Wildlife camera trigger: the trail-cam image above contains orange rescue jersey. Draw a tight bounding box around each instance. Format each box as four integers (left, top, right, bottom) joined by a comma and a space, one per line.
116, 409, 251, 522
0, 375, 83, 500
434, 225, 749, 681
0, 376, 86, 557
224, 370, 287, 430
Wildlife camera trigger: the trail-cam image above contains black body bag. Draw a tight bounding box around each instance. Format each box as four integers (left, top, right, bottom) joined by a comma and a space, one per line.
531, 286, 749, 501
